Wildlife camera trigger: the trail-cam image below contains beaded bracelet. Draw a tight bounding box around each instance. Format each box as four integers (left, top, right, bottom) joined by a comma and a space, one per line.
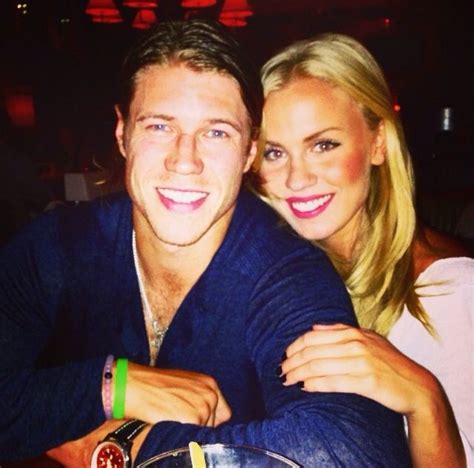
112, 357, 128, 419
102, 354, 114, 420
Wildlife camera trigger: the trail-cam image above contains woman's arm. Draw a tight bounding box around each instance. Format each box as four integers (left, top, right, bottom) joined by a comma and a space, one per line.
281, 323, 466, 467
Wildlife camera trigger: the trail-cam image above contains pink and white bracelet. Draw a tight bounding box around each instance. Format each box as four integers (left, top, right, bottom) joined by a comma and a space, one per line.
102, 354, 114, 420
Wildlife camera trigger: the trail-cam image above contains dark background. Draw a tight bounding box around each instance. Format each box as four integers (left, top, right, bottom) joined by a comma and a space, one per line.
0, 0, 473, 246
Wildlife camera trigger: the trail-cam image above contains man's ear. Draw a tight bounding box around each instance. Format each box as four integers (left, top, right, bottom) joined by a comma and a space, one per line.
243, 140, 258, 173
115, 105, 127, 158
371, 121, 386, 166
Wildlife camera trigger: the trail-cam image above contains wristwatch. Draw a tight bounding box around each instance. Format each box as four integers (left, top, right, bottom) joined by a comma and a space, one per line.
90, 419, 147, 468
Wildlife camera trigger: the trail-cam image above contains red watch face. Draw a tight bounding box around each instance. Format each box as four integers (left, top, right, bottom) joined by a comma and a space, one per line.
95, 443, 125, 468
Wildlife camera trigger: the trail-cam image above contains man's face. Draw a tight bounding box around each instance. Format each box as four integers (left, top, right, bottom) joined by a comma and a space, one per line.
116, 64, 256, 248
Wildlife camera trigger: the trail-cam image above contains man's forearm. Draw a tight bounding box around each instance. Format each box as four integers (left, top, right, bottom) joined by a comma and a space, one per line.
135, 393, 411, 467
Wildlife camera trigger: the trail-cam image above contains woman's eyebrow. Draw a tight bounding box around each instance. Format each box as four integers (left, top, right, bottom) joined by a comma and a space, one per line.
303, 126, 342, 143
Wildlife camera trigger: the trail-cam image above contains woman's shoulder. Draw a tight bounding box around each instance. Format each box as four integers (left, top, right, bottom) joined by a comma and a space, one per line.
412, 226, 473, 280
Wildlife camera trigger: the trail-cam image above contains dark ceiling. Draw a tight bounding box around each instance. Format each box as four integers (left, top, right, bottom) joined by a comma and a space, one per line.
0, 0, 472, 170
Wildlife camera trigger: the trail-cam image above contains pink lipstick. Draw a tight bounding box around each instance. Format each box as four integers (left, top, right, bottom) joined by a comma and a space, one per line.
286, 193, 334, 219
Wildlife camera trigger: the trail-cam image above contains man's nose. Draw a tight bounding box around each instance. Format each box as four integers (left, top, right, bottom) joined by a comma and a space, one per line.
286, 157, 317, 191
165, 133, 203, 175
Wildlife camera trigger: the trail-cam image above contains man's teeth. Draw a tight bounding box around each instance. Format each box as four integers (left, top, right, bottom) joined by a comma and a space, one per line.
292, 195, 331, 212
159, 188, 207, 203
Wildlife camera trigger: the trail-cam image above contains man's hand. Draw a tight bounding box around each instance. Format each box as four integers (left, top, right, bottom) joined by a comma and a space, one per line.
125, 362, 232, 427
46, 420, 123, 467
47, 420, 152, 468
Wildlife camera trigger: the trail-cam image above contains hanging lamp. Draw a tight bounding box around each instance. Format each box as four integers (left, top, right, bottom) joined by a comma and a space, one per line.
181, 0, 217, 8
132, 9, 157, 29
219, 16, 246, 27
123, 0, 158, 8
92, 12, 123, 23
218, 0, 252, 27
85, 0, 119, 16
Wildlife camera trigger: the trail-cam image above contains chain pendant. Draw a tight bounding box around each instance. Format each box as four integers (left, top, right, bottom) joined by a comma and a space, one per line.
150, 320, 168, 351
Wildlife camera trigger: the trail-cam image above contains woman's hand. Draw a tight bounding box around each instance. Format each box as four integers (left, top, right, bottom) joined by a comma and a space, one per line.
282, 323, 467, 467
125, 362, 232, 427
281, 323, 438, 416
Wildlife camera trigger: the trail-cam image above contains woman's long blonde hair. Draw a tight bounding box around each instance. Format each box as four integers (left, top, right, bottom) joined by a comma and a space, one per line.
254, 33, 433, 336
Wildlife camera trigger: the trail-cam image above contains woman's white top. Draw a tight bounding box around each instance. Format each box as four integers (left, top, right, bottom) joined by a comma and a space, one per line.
389, 257, 474, 466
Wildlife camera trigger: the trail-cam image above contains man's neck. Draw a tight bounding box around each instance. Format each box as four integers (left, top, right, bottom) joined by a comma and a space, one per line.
132, 211, 231, 288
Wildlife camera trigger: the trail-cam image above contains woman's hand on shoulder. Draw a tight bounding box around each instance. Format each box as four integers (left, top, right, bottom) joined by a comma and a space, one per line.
281, 323, 440, 416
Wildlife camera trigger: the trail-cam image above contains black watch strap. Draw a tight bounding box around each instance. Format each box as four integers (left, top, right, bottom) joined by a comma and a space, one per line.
110, 419, 147, 443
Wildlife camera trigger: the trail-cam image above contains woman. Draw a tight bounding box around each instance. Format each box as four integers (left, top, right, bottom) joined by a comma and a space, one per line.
253, 33, 473, 467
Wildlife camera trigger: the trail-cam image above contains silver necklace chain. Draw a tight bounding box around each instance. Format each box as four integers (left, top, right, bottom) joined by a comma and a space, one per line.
132, 231, 168, 363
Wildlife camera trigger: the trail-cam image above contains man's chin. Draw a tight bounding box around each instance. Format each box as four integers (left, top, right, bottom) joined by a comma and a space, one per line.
153, 229, 209, 249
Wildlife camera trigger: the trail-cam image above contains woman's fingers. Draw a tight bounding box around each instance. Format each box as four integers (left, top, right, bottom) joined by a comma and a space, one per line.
285, 324, 363, 358
283, 355, 371, 385
284, 339, 365, 369
301, 373, 375, 395
280, 327, 439, 415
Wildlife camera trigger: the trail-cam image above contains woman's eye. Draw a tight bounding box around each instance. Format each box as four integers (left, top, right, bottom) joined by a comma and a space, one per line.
313, 140, 340, 152
263, 147, 284, 161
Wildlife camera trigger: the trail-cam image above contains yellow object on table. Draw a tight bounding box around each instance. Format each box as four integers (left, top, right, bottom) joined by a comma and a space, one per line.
189, 441, 206, 468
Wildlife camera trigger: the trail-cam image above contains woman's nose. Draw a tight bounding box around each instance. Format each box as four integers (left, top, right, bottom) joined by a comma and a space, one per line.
165, 133, 203, 175
286, 157, 317, 191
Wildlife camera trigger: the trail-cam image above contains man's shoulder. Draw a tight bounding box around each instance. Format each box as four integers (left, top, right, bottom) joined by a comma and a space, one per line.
4, 191, 131, 254
235, 189, 317, 249
221, 190, 325, 274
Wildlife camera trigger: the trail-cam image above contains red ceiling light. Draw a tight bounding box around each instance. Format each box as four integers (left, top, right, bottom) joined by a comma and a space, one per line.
5, 91, 36, 128
181, 0, 217, 8
123, 0, 158, 8
132, 9, 157, 29
219, 16, 246, 27
220, 0, 253, 16
92, 12, 123, 23
85, 0, 119, 16
218, 0, 253, 27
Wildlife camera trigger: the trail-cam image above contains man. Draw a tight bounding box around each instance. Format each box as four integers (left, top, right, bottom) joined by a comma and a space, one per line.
0, 19, 410, 467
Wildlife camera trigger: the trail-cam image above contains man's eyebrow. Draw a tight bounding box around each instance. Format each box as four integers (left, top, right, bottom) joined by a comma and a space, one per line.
207, 118, 242, 133
137, 113, 174, 122
303, 127, 342, 143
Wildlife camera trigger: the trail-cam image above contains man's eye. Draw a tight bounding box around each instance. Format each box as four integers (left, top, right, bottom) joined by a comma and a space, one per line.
205, 129, 229, 139
314, 140, 340, 152
263, 147, 284, 161
147, 123, 170, 132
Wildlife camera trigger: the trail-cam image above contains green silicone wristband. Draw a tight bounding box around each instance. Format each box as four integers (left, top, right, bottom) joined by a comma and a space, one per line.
112, 357, 128, 419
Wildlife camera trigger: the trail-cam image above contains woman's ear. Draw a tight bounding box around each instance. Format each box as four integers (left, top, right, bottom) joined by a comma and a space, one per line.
371, 121, 386, 166
114, 105, 127, 158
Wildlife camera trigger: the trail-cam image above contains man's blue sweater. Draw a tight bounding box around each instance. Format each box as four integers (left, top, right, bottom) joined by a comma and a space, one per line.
0, 190, 410, 466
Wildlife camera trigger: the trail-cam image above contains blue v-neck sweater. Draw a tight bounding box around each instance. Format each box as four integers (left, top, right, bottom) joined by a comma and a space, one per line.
0, 190, 410, 466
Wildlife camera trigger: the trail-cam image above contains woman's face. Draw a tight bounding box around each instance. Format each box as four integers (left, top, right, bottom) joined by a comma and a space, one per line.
259, 77, 385, 257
